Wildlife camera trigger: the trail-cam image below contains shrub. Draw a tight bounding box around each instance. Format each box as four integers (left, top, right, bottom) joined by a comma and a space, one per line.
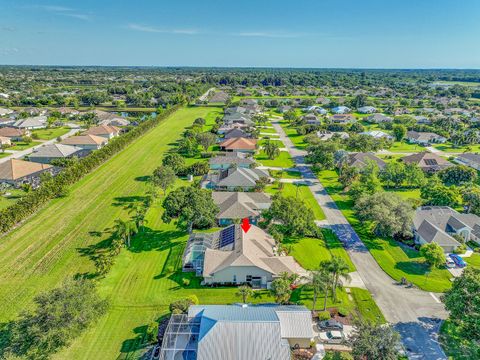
182, 278, 190, 287
318, 311, 331, 321
454, 244, 467, 254
186, 294, 199, 305
166, 265, 174, 273
337, 306, 349, 317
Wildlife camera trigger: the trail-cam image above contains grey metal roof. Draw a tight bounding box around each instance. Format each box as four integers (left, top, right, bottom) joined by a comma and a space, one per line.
212, 191, 271, 219
31, 143, 82, 158
216, 168, 269, 188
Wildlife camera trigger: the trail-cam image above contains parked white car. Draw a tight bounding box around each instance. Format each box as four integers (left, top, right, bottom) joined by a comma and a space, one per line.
446, 257, 456, 268
319, 330, 344, 344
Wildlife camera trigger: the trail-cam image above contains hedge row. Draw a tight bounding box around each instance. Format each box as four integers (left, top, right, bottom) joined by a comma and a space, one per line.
0, 105, 181, 235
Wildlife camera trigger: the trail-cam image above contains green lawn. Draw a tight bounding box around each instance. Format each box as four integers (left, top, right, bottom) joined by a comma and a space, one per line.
389, 141, 424, 152
284, 230, 355, 272
265, 182, 325, 221
8, 141, 42, 150
258, 138, 284, 147
465, 253, 480, 268
0, 106, 224, 359
269, 169, 302, 179
257, 126, 278, 134
279, 122, 307, 149
317, 169, 453, 292
32, 126, 71, 140
0, 152, 9, 158
350, 288, 386, 324
255, 150, 295, 168
432, 143, 480, 153
0, 188, 26, 210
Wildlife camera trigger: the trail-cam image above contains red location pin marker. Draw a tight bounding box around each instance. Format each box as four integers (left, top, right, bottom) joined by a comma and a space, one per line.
241, 218, 251, 233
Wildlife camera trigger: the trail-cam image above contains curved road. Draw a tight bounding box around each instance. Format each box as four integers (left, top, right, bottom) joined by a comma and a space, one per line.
271, 120, 448, 360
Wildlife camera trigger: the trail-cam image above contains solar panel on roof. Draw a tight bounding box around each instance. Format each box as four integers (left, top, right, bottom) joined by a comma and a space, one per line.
219, 226, 235, 248
424, 159, 438, 166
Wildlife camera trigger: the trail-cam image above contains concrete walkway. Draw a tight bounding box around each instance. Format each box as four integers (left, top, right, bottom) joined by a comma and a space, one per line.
271, 120, 448, 360
0, 127, 81, 164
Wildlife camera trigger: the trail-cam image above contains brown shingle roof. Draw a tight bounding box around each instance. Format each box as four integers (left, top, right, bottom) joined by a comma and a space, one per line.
84, 125, 120, 136
402, 151, 453, 172
0, 159, 52, 181
0, 127, 25, 138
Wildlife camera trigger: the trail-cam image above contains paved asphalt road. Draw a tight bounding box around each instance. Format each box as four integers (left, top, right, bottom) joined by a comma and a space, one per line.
0, 127, 81, 164
271, 120, 448, 360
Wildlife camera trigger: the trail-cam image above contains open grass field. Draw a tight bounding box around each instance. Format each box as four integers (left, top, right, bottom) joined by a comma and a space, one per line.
349, 288, 386, 324
432, 143, 480, 153
8, 140, 42, 150
0, 107, 222, 333
279, 121, 308, 149
0, 188, 26, 210
317, 169, 453, 292
284, 230, 355, 272
255, 149, 295, 168
32, 126, 71, 140
265, 182, 325, 221
389, 141, 424, 152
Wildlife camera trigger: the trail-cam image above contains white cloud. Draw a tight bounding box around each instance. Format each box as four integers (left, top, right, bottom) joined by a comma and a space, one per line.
29, 5, 92, 21
127, 23, 199, 35
233, 31, 306, 38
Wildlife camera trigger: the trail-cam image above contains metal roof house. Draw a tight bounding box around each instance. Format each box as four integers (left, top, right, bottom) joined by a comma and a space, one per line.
202, 167, 269, 191
29, 143, 86, 164
208, 152, 254, 170
159, 304, 314, 360
182, 225, 304, 286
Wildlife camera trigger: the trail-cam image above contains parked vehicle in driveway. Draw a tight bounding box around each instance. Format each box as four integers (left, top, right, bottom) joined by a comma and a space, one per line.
318, 330, 345, 344
449, 254, 466, 268
445, 257, 456, 268
317, 319, 344, 331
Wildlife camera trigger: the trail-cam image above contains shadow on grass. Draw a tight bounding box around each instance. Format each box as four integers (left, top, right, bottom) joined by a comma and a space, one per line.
395, 260, 430, 276
134, 175, 151, 182
112, 195, 149, 208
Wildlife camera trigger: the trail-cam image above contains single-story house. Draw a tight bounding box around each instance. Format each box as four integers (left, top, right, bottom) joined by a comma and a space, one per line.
455, 153, 480, 170
209, 91, 230, 103
345, 152, 386, 170
357, 106, 377, 114
159, 304, 314, 360
204, 167, 269, 191
302, 114, 320, 125
316, 97, 331, 105
0, 107, 13, 117
406, 131, 447, 145
219, 137, 257, 153
413, 206, 480, 252
56, 107, 80, 117
360, 130, 393, 140
0, 118, 15, 127
0, 159, 54, 188
212, 191, 272, 225
217, 123, 248, 135
84, 124, 121, 139
331, 106, 351, 114
224, 128, 250, 140
365, 113, 393, 123
61, 134, 107, 150
91, 110, 130, 127
329, 114, 356, 124
316, 131, 349, 141
11, 116, 47, 130
277, 105, 292, 114
0, 127, 30, 141
29, 143, 86, 164
223, 113, 254, 126
402, 151, 453, 172
414, 115, 432, 125
209, 152, 255, 170
183, 224, 304, 286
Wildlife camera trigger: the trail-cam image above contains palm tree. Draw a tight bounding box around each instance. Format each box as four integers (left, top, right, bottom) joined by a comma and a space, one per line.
304, 268, 330, 311
236, 285, 253, 304
112, 219, 138, 248
327, 256, 351, 303
263, 139, 280, 160
319, 260, 333, 310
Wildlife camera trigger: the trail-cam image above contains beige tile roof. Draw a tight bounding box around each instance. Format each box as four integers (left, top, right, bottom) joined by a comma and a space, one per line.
0, 159, 52, 181
219, 137, 257, 150
203, 225, 300, 278
84, 125, 120, 136
61, 134, 107, 146
0, 127, 25, 137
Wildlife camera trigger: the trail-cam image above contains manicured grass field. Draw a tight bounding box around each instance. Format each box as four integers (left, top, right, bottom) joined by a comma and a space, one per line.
322, 229, 356, 272
270, 169, 302, 179
32, 126, 70, 140
432, 143, 480, 153
8, 141, 42, 150
317, 169, 453, 292
0, 152, 9, 158
0, 106, 222, 356
284, 231, 355, 272
279, 122, 307, 149
265, 182, 325, 221
465, 253, 480, 268
0, 188, 26, 210
258, 138, 284, 147
255, 150, 295, 168
349, 288, 386, 324
389, 141, 424, 152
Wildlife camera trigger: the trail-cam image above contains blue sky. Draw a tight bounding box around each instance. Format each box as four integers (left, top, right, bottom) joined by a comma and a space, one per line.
1, 0, 479, 68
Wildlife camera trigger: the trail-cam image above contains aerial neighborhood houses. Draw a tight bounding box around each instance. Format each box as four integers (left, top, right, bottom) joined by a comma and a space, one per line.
406, 131, 446, 145
0, 106, 133, 189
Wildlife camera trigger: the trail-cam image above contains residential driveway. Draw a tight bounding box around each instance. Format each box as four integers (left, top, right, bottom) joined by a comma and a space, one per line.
0, 127, 81, 164
271, 120, 448, 360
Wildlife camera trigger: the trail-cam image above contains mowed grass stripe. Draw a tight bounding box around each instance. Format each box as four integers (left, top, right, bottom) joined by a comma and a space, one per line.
0, 106, 222, 322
